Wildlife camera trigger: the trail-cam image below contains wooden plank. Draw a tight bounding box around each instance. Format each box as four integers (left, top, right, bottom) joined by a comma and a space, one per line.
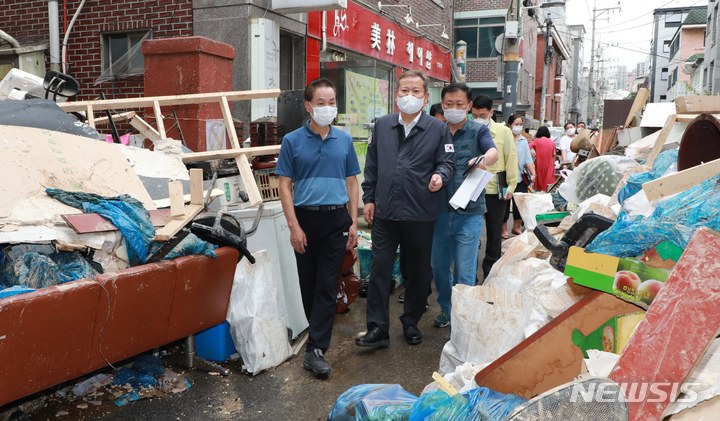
153, 204, 204, 241
609, 228, 720, 421
128, 114, 161, 142
153, 100, 166, 139
181, 145, 281, 163
93, 111, 136, 125
675, 95, 720, 114
153, 188, 223, 209
645, 115, 676, 168
57, 89, 281, 112
62, 209, 172, 233
235, 153, 263, 206
189, 168, 204, 205
642, 156, 720, 202
86, 105, 95, 129
219, 96, 241, 150
168, 180, 185, 219
474, 291, 640, 399
624, 87, 650, 128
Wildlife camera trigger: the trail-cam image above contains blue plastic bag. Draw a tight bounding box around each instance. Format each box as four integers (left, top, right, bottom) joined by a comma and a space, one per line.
329, 384, 418, 421
357, 384, 418, 421
409, 387, 527, 421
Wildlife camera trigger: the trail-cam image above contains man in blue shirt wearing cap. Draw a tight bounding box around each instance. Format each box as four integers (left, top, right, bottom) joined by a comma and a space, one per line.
276, 77, 361, 379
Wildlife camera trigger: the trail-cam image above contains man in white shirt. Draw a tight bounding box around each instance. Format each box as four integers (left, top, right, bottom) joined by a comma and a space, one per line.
558, 122, 577, 165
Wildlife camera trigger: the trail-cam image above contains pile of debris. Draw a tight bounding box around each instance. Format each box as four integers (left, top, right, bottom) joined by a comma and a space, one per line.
330, 92, 720, 420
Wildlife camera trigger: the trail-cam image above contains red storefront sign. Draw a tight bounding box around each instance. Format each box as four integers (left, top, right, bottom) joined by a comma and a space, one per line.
307, 1, 451, 82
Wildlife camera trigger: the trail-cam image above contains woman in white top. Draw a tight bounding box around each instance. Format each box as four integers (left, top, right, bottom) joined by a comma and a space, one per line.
502, 113, 536, 238
558, 122, 577, 165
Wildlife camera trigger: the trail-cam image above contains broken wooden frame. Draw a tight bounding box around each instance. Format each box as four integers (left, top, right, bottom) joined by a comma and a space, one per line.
59, 89, 281, 208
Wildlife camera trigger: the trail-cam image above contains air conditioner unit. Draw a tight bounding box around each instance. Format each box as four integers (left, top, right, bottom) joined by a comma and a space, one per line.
505, 21, 519, 39
271, 0, 347, 14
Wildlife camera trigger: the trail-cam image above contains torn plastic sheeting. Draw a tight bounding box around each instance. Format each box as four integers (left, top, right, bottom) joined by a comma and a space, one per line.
586, 174, 720, 257
1, 251, 98, 291
512, 192, 554, 231
0, 285, 35, 299
46, 189, 155, 265
618, 149, 678, 205
46, 188, 216, 265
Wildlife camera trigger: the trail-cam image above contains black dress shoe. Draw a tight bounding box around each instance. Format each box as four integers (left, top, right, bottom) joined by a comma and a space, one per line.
303, 349, 331, 378
355, 326, 390, 348
403, 325, 422, 345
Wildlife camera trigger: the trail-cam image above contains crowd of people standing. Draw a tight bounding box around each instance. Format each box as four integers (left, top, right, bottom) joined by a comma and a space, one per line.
277, 69, 580, 378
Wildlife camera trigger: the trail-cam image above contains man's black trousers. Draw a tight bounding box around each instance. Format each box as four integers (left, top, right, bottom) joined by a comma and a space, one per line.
366, 218, 435, 334
294, 207, 351, 353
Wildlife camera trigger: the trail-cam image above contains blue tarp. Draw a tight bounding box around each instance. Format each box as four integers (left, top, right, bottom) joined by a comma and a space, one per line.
587, 174, 720, 257
46, 188, 216, 265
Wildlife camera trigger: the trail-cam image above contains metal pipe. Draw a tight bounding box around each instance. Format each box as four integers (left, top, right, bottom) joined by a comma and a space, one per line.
48, 0, 61, 71
321, 11, 327, 52
539, 19, 552, 125
0, 29, 20, 49
61, 0, 87, 73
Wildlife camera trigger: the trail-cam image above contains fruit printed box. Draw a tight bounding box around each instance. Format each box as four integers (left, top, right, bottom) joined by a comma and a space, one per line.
564, 243, 682, 309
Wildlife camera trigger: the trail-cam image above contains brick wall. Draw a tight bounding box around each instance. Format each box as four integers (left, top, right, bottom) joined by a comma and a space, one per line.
1, 0, 193, 100
466, 59, 499, 81
455, 0, 511, 12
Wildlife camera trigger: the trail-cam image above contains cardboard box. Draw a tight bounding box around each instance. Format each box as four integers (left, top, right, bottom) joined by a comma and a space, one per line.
564, 242, 681, 309
572, 312, 645, 357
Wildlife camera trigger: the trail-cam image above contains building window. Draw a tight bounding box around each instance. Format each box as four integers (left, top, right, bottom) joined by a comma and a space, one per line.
454, 17, 506, 59
665, 11, 682, 27
660, 95, 667, 102
101, 31, 150, 78
669, 38, 679, 59
663, 40, 671, 53
714, 6, 719, 46
661, 68, 669, 80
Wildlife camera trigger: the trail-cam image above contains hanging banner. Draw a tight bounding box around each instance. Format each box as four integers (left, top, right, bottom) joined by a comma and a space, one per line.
308, 1, 451, 81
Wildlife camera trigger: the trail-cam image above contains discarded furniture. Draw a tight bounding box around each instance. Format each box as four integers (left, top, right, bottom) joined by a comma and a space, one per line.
0, 247, 239, 407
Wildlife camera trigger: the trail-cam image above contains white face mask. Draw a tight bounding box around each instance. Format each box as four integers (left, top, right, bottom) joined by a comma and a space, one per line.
476, 118, 491, 127
311, 106, 337, 127
443, 108, 468, 124
396, 94, 425, 115
566, 128, 576, 136
512, 125, 523, 135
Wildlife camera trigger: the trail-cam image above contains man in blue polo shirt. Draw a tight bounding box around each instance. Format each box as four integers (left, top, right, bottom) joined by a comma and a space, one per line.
431, 83, 498, 329
276, 77, 361, 379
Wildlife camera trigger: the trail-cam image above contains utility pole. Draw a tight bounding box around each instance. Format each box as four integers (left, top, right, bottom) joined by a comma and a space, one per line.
502, 0, 522, 119
539, 17, 552, 125
587, 1, 621, 126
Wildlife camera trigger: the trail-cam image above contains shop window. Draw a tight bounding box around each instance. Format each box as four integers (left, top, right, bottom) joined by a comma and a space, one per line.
454, 17, 505, 59
101, 31, 150, 78
280, 31, 303, 91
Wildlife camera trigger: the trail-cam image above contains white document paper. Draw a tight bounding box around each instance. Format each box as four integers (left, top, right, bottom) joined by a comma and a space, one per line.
449, 169, 494, 210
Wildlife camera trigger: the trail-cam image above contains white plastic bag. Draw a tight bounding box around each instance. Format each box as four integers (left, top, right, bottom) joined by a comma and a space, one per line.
512, 192, 554, 231
439, 285, 533, 374
226, 250, 292, 375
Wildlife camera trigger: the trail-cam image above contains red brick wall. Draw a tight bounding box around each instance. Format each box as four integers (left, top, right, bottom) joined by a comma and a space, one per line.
1, 0, 193, 100
455, 0, 511, 10
466, 59, 499, 81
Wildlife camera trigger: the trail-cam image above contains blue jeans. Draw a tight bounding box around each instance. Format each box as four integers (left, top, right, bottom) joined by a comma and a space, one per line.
431, 212, 484, 314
